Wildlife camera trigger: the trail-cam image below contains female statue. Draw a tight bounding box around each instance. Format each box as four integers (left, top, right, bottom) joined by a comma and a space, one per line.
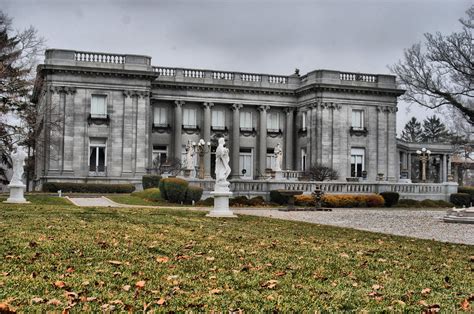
215, 137, 231, 189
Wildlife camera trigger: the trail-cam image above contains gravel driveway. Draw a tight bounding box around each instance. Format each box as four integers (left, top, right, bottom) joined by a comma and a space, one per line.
233, 208, 474, 245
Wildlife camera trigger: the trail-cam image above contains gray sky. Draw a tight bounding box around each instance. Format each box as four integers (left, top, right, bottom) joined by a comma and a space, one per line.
2, 0, 471, 134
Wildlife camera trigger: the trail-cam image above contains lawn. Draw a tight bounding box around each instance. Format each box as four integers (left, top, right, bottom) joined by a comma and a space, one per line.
0, 203, 472, 312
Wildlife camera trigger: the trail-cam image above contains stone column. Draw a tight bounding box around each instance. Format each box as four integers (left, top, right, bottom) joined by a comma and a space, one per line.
258, 105, 269, 178
62, 88, 76, 173
203, 102, 213, 178
284, 107, 294, 170
407, 152, 412, 179
311, 104, 318, 166
135, 92, 148, 174
386, 107, 398, 180
447, 155, 452, 179
174, 100, 184, 160
231, 104, 242, 178
122, 91, 134, 174
442, 154, 447, 182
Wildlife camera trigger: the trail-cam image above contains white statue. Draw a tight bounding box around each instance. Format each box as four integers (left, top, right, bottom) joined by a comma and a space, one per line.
10, 145, 27, 185
215, 137, 231, 191
185, 140, 195, 170
274, 143, 283, 172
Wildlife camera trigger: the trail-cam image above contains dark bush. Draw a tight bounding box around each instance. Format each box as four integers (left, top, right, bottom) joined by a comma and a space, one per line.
42, 182, 135, 193
248, 196, 266, 206
418, 199, 439, 208
162, 178, 189, 203
379, 192, 400, 207
433, 200, 454, 207
196, 197, 214, 206
458, 186, 474, 202
142, 175, 162, 190
184, 185, 203, 204
158, 179, 167, 200
230, 196, 250, 207
270, 190, 290, 205
450, 193, 471, 207
396, 199, 420, 207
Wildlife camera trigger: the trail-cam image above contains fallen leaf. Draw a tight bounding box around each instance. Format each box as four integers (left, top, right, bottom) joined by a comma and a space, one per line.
262, 280, 278, 289
156, 256, 169, 263
421, 288, 432, 295
122, 285, 131, 291
85, 297, 97, 302
64, 291, 78, 299
339, 253, 350, 258
109, 300, 124, 305
418, 300, 429, 306
47, 299, 62, 306
0, 303, 15, 313
206, 256, 215, 261
66, 267, 74, 273
156, 298, 166, 305
209, 289, 221, 294
31, 297, 44, 304
135, 280, 146, 289
372, 284, 383, 290
393, 300, 406, 306
461, 299, 470, 311
266, 295, 275, 301
54, 281, 67, 289
274, 271, 286, 277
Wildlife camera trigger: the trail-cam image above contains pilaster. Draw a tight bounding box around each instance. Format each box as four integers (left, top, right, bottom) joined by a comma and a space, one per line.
62, 87, 76, 173
174, 100, 184, 161
258, 105, 269, 178
203, 102, 213, 178
231, 104, 242, 178
284, 107, 294, 170
122, 90, 134, 174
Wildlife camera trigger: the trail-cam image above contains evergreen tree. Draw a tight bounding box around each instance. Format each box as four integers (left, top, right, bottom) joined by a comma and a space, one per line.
401, 117, 423, 142
421, 115, 452, 143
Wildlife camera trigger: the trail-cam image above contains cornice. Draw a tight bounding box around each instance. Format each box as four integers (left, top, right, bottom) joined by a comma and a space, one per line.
38, 64, 158, 80
295, 83, 405, 97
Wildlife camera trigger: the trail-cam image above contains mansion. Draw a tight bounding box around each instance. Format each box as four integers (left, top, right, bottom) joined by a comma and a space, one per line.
32, 49, 405, 189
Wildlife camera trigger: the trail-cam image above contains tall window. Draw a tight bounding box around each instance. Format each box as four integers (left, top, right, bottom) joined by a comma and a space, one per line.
351, 109, 364, 130
183, 108, 197, 127
266, 148, 276, 170
91, 95, 107, 117
239, 148, 253, 178
212, 109, 225, 129
89, 138, 106, 173
301, 148, 307, 171
240, 111, 252, 129
153, 107, 168, 126
152, 145, 167, 169
302, 111, 307, 130
351, 148, 365, 177
268, 112, 280, 131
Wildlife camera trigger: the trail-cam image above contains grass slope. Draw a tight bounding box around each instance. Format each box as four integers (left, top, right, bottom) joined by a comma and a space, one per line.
0, 204, 472, 312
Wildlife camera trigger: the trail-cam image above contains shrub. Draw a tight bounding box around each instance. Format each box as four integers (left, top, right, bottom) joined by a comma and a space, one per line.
270, 190, 290, 205
196, 197, 214, 206
449, 193, 471, 207
458, 186, 474, 202
295, 194, 315, 207
397, 199, 420, 207
158, 179, 167, 200
132, 188, 161, 202
162, 178, 189, 203
321, 194, 384, 208
184, 185, 203, 204
42, 182, 135, 193
418, 199, 439, 208
230, 196, 250, 207
248, 196, 266, 207
142, 175, 162, 190
379, 192, 400, 207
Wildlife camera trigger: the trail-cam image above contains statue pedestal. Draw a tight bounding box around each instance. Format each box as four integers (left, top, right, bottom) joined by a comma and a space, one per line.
274, 170, 284, 180
207, 190, 236, 218
4, 183, 30, 204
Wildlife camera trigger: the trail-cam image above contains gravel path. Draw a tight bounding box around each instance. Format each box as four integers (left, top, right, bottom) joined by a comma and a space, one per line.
234, 209, 474, 245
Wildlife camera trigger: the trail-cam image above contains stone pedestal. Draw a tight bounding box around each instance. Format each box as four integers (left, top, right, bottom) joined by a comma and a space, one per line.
207, 191, 236, 218
3, 183, 30, 204
274, 171, 284, 180
443, 207, 474, 224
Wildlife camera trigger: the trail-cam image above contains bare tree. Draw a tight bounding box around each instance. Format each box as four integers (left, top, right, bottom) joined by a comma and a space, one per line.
305, 163, 339, 181
391, 6, 473, 125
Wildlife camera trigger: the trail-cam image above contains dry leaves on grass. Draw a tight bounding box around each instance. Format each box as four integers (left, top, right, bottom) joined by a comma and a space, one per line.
421, 288, 432, 295
135, 280, 146, 289
261, 280, 278, 289
156, 256, 169, 263
0, 302, 15, 313
107, 260, 122, 266
54, 281, 67, 289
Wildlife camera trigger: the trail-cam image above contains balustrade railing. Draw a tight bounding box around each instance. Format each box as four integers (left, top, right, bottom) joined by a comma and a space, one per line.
153, 67, 175, 76
184, 69, 204, 78
340, 72, 377, 83
241, 73, 261, 82
268, 76, 288, 84
75, 52, 124, 64
213, 71, 234, 80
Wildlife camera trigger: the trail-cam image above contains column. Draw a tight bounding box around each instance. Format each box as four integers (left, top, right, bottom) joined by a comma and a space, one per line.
203, 102, 213, 178
122, 91, 133, 174
135, 92, 148, 174
442, 154, 447, 182
284, 107, 294, 170
258, 105, 269, 178
386, 107, 398, 180
48, 87, 62, 173
62, 88, 76, 173
447, 155, 452, 180
173, 100, 184, 160
231, 104, 242, 178
407, 152, 412, 179
311, 104, 318, 165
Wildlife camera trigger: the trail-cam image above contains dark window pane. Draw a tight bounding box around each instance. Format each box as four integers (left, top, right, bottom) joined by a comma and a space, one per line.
98, 147, 105, 172
89, 147, 97, 171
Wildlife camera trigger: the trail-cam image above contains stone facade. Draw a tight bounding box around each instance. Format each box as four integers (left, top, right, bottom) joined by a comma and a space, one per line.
32, 49, 405, 189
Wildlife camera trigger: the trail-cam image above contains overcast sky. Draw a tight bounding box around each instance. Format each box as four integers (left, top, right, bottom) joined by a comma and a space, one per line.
2, 0, 471, 134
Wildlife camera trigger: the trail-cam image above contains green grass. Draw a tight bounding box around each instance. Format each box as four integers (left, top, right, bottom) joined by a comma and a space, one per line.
0, 194, 73, 206
106, 194, 158, 206
0, 204, 472, 312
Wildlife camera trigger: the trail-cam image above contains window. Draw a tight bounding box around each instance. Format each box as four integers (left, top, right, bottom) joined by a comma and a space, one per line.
268, 112, 280, 131
240, 111, 252, 129
239, 148, 253, 178
351, 109, 364, 130
301, 148, 307, 171
152, 145, 167, 168
89, 138, 106, 173
91, 95, 107, 117
153, 107, 168, 126
212, 109, 225, 128
183, 108, 197, 128
266, 148, 276, 170
351, 148, 365, 177
302, 111, 307, 130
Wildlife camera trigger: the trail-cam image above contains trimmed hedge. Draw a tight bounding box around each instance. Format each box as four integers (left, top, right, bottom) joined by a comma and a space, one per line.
142, 175, 162, 190
230, 196, 250, 207
161, 178, 189, 203
196, 197, 214, 206
396, 199, 453, 208
269, 190, 290, 205
322, 194, 385, 208
458, 186, 474, 203
295, 194, 316, 207
42, 182, 135, 193
380, 192, 400, 207
158, 179, 167, 200
450, 193, 471, 207
184, 185, 203, 204
132, 188, 161, 202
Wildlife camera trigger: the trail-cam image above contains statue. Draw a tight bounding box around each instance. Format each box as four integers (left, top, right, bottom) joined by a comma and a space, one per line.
185, 140, 195, 170
10, 145, 27, 185
274, 143, 283, 172
215, 137, 231, 191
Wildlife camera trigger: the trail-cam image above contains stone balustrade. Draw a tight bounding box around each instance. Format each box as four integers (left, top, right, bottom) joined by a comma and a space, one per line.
340, 72, 378, 83
75, 51, 125, 64
186, 178, 458, 201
